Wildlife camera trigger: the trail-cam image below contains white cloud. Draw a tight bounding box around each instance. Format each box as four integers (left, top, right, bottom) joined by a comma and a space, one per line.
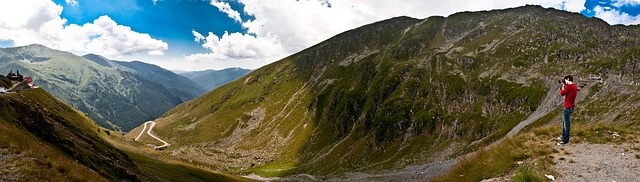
211, 0, 242, 23
187, 30, 285, 60
593, 5, 640, 25
613, 0, 640, 7
192, 30, 205, 42
189, 0, 587, 70
65, 0, 79, 6
0, 0, 167, 57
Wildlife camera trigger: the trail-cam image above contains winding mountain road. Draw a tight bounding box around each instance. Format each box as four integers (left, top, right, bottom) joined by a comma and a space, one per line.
134, 121, 170, 149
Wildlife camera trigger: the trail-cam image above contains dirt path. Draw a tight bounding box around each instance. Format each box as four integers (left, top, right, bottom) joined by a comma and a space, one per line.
507, 83, 562, 137
552, 143, 640, 181
134, 121, 170, 149
134, 121, 149, 141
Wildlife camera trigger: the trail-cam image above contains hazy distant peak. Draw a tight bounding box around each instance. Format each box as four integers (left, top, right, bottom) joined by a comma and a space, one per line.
25, 43, 48, 48
12, 44, 54, 53
2, 44, 78, 58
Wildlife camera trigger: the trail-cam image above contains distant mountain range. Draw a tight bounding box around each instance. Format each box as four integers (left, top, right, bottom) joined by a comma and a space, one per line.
0, 44, 205, 131
83, 54, 207, 103
179, 68, 252, 91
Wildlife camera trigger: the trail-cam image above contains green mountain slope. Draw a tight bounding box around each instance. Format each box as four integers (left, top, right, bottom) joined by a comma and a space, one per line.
0, 45, 187, 131
0, 88, 247, 181
179, 68, 252, 91
143, 5, 640, 177
83, 54, 206, 102
0, 88, 140, 181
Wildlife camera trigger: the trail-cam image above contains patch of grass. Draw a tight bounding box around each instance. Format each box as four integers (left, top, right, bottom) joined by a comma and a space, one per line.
431, 137, 529, 182
529, 123, 634, 145
431, 129, 541, 181
635, 154, 640, 159
573, 124, 634, 144
248, 162, 297, 177
512, 166, 544, 182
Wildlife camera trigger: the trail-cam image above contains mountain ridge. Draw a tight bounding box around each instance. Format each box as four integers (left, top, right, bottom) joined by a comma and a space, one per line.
137, 5, 640, 179
82, 54, 207, 102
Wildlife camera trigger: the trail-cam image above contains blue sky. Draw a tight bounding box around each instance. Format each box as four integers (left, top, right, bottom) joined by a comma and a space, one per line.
0, 0, 639, 71
52, 0, 253, 57
582, 0, 640, 17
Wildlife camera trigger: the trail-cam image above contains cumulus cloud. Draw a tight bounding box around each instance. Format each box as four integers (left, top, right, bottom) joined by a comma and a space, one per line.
187, 30, 285, 60
189, 0, 587, 69
593, 5, 640, 25
0, 0, 167, 57
192, 30, 205, 42
211, 0, 242, 23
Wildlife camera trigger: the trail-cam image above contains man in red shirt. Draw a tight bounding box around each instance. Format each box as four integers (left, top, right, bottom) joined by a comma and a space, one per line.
558, 75, 577, 145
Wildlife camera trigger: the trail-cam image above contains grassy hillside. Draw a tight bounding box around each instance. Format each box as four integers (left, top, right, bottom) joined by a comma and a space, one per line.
0, 88, 247, 181
0, 88, 140, 180
139, 5, 640, 178
0, 76, 11, 88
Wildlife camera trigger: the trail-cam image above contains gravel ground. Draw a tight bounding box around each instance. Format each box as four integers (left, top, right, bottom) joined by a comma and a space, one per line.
552, 143, 640, 182
325, 159, 457, 182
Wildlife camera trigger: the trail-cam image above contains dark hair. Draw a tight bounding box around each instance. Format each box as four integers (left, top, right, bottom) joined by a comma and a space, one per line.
564, 75, 573, 82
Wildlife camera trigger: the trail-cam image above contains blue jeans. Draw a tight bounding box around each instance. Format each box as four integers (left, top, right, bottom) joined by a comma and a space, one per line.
562, 108, 574, 143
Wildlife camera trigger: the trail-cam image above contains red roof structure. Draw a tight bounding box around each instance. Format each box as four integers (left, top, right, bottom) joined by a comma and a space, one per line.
24, 77, 33, 87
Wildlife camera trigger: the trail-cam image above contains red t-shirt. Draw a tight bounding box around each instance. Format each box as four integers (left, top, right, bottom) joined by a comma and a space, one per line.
560, 83, 577, 108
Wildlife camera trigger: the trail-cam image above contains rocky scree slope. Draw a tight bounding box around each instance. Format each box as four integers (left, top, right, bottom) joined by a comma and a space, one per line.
142, 5, 640, 177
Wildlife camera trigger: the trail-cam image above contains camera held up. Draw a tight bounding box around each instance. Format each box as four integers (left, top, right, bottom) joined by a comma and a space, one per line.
558, 79, 566, 85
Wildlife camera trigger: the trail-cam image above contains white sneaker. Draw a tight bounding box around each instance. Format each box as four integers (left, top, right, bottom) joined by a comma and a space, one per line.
557, 142, 568, 146
556, 137, 562, 141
